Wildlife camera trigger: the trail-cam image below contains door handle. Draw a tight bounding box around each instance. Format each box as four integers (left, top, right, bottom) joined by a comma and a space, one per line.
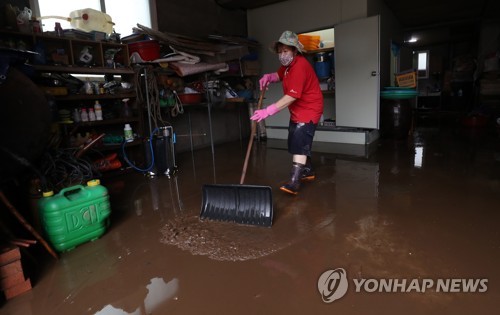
371, 71, 378, 76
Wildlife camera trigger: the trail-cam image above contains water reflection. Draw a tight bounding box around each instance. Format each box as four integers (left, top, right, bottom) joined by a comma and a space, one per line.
414, 146, 424, 168
334, 159, 379, 214
94, 277, 179, 315
131, 176, 183, 218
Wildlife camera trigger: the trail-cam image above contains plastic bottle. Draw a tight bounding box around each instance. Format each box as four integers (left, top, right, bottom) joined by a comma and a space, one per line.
124, 124, 134, 142
31, 17, 42, 33
80, 108, 89, 122
88, 108, 96, 121
73, 108, 81, 123
69, 8, 114, 35
94, 101, 103, 120
122, 98, 131, 118
54, 22, 63, 36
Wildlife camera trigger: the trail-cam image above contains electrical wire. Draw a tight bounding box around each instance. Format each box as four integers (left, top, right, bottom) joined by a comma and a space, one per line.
171, 90, 184, 117
135, 66, 171, 130
129, 67, 180, 174
121, 127, 158, 173
39, 148, 96, 192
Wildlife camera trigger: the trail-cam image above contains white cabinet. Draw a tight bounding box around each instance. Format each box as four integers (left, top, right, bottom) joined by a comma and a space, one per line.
335, 15, 380, 129
315, 15, 381, 148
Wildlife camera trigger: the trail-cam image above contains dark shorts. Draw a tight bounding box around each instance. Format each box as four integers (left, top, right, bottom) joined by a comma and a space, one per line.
287, 121, 317, 156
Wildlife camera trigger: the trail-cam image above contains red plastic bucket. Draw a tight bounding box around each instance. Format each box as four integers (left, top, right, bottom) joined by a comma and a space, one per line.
128, 40, 160, 61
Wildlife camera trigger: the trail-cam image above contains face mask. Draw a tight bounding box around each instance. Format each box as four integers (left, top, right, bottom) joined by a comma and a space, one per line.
279, 51, 294, 66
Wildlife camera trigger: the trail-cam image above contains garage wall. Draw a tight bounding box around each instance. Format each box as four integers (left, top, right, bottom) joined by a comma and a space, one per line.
368, 0, 402, 88
155, 0, 247, 37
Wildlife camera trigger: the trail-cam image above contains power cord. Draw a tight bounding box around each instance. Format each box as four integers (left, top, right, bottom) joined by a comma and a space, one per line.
121, 127, 158, 173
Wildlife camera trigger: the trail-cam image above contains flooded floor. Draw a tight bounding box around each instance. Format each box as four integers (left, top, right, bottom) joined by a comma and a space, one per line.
2, 123, 500, 314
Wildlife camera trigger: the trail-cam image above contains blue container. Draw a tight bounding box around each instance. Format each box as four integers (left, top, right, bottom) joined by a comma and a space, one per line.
38, 180, 111, 252
314, 53, 331, 79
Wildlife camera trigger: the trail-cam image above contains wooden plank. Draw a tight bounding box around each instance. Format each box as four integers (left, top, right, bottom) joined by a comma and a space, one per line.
0, 246, 20, 266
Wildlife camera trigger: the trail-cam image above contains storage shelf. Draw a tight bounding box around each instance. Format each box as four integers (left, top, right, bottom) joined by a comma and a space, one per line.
54, 92, 136, 101
58, 117, 139, 127
2, 29, 145, 173
33, 65, 135, 75
304, 47, 334, 54
99, 139, 142, 151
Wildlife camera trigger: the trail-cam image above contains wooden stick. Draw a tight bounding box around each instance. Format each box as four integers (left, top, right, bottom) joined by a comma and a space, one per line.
0, 191, 58, 259
14, 238, 37, 245
10, 240, 31, 248
240, 90, 265, 185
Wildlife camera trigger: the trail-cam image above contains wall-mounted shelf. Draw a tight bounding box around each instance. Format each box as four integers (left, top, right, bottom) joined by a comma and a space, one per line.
33, 65, 135, 75
304, 47, 335, 54
53, 92, 136, 101
1, 29, 145, 172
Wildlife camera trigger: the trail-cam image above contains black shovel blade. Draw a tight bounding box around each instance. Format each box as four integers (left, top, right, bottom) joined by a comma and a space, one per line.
201, 184, 273, 227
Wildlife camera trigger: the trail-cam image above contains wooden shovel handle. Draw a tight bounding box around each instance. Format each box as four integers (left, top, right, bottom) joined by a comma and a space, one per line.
240, 90, 265, 185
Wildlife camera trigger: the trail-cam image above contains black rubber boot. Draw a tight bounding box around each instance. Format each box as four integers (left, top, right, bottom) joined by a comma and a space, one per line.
301, 156, 315, 182
280, 162, 304, 195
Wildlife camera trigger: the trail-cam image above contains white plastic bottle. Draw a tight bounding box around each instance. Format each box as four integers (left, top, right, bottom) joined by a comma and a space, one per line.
69, 8, 114, 35
73, 108, 81, 123
94, 101, 103, 120
80, 108, 89, 122
124, 124, 134, 142
88, 108, 96, 121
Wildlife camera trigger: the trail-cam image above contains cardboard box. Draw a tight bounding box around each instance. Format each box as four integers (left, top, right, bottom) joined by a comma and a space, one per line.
242, 60, 260, 76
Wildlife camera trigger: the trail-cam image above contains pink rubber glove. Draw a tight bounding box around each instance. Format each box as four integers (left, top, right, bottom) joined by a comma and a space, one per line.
259, 73, 280, 90
251, 104, 279, 122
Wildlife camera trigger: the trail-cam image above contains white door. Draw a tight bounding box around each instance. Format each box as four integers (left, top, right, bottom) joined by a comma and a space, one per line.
335, 15, 380, 129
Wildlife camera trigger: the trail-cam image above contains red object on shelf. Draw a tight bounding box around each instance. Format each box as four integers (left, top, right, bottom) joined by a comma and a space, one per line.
128, 40, 160, 61
462, 115, 488, 127
178, 93, 203, 104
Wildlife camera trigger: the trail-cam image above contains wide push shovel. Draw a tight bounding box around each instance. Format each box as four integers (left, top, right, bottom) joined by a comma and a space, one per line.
200, 91, 273, 227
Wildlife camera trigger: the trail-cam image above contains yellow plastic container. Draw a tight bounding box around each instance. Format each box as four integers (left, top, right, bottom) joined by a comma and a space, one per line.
69, 8, 114, 34
38, 180, 111, 252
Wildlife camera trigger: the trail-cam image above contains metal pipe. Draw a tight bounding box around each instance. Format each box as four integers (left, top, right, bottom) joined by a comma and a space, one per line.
143, 67, 153, 135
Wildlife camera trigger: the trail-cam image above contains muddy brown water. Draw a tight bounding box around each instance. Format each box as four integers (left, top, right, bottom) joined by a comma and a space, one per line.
2, 126, 500, 314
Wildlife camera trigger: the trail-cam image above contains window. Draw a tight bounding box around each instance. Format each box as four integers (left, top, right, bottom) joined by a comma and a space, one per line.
30, 0, 155, 36
414, 50, 429, 79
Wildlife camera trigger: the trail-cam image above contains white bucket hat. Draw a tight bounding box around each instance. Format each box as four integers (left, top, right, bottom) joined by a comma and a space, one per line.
269, 30, 304, 54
